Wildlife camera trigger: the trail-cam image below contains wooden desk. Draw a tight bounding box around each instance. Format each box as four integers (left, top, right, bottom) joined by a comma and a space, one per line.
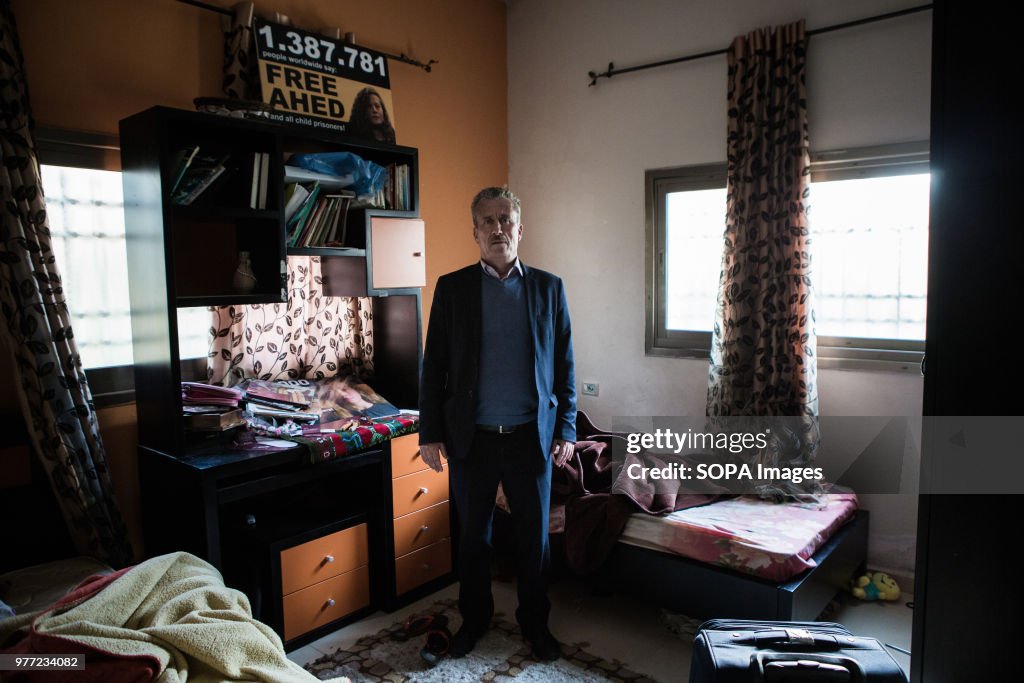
137, 434, 453, 648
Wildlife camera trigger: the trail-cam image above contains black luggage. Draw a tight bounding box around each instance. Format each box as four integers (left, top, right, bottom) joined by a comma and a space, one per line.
689, 619, 908, 682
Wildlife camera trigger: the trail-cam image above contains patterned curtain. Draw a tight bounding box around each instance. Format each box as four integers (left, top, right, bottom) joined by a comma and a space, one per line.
221, 2, 261, 101
207, 256, 374, 386
706, 21, 819, 499
707, 20, 817, 419
0, 1, 132, 566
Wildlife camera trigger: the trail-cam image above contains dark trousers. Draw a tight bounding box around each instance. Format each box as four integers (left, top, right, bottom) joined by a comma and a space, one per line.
448, 424, 552, 633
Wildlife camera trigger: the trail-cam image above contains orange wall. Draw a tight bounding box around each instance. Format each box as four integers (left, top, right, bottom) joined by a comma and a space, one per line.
6, 0, 507, 558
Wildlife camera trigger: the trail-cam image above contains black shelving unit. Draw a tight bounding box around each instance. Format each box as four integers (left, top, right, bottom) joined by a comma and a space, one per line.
120, 106, 447, 646
120, 106, 422, 456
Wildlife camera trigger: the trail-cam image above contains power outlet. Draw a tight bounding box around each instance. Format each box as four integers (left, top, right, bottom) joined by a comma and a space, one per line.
581, 382, 599, 396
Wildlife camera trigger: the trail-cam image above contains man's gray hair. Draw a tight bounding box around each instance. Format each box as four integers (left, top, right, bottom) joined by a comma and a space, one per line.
471, 186, 521, 225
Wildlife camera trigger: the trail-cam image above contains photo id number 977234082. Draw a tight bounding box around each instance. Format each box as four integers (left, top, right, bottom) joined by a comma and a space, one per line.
0, 654, 85, 671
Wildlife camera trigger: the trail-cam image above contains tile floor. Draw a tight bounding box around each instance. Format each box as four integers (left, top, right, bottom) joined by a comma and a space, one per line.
289, 578, 914, 681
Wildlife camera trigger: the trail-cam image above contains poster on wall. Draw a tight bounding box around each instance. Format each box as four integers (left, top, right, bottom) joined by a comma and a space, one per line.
253, 18, 397, 143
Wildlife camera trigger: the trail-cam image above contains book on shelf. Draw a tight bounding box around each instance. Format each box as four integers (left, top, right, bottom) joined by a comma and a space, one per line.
257, 152, 270, 209
249, 152, 263, 209
173, 152, 231, 205
288, 190, 356, 248
287, 183, 322, 246
355, 162, 410, 211
283, 182, 310, 222
283, 164, 355, 190
324, 193, 354, 246
182, 407, 246, 431
298, 197, 328, 247
169, 145, 201, 195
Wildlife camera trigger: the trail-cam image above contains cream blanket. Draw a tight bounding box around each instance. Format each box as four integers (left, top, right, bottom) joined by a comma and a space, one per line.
0, 552, 346, 683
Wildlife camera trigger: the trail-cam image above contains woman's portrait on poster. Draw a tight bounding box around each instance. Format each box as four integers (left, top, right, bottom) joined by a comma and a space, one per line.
347, 87, 396, 143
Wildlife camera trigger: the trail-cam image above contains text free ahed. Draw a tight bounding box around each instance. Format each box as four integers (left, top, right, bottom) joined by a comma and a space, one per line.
263, 64, 346, 118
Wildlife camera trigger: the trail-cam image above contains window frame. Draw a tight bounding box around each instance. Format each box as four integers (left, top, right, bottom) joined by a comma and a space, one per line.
645, 142, 929, 372
36, 128, 136, 406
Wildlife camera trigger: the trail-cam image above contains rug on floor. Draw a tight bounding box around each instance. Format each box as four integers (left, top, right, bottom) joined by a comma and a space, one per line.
304, 599, 658, 682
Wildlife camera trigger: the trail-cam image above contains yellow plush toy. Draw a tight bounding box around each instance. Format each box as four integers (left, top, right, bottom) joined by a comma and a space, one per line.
851, 571, 901, 601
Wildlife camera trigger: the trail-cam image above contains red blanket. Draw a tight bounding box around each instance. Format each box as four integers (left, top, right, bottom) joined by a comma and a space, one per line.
556, 433, 719, 573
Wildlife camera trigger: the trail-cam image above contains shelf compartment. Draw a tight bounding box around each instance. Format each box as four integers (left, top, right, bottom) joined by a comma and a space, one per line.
170, 215, 285, 303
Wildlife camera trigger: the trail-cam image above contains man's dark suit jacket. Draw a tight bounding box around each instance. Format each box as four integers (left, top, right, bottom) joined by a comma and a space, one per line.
418, 262, 576, 461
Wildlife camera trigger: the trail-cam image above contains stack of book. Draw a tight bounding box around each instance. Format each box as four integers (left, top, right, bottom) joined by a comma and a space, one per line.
181, 382, 242, 406
285, 182, 356, 248
170, 147, 232, 205
180, 382, 245, 431
241, 379, 320, 421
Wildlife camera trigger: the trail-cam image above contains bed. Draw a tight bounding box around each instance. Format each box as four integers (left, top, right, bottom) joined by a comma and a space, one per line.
497, 412, 869, 623
600, 498, 868, 622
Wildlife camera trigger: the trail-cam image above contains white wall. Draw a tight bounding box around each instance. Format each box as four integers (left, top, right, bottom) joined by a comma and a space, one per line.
508, 0, 930, 580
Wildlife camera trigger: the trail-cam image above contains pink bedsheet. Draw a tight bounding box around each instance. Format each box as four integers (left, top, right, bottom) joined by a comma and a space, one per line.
618, 493, 859, 582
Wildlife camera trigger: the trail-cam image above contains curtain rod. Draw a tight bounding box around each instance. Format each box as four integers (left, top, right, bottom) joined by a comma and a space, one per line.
175, 0, 438, 72
587, 3, 933, 86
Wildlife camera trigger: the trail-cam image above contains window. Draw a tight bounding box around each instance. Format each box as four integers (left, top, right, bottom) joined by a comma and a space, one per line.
38, 129, 209, 403
646, 143, 929, 370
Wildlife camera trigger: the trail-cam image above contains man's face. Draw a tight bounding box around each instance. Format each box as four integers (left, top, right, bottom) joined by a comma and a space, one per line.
472, 197, 522, 268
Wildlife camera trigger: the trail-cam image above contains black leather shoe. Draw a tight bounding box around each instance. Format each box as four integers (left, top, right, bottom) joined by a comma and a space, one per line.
523, 625, 561, 661
449, 624, 487, 658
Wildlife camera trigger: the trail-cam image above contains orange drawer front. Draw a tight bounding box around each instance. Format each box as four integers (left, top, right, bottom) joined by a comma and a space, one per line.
391, 433, 429, 478
392, 466, 449, 517
395, 539, 451, 596
280, 523, 368, 596
393, 501, 450, 558
282, 565, 370, 641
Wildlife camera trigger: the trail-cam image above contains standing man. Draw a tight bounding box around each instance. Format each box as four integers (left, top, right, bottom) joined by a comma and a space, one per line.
418, 186, 576, 661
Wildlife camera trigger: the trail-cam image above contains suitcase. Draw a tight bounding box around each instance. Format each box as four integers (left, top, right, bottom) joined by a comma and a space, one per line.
689, 619, 908, 682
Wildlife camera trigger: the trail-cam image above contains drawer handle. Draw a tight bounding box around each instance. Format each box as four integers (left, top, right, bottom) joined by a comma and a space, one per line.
420, 525, 430, 534
418, 486, 429, 495
324, 554, 335, 564
325, 598, 335, 608
413, 251, 423, 257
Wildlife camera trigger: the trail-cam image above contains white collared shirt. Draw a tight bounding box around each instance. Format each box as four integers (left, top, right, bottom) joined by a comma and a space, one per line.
479, 258, 523, 281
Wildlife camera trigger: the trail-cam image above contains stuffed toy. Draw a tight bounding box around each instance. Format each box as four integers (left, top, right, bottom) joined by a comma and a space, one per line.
851, 571, 901, 601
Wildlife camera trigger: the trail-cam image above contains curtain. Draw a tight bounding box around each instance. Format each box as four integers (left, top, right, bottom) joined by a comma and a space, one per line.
207, 256, 374, 386
0, 0, 132, 566
708, 20, 817, 419
221, 2, 261, 101
706, 21, 819, 499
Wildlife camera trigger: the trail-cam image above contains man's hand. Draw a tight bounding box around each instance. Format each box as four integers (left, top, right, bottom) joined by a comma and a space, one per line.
551, 439, 575, 468
418, 442, 447, 473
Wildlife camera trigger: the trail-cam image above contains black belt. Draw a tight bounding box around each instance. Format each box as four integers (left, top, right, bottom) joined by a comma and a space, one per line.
476, 422, 533, 434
